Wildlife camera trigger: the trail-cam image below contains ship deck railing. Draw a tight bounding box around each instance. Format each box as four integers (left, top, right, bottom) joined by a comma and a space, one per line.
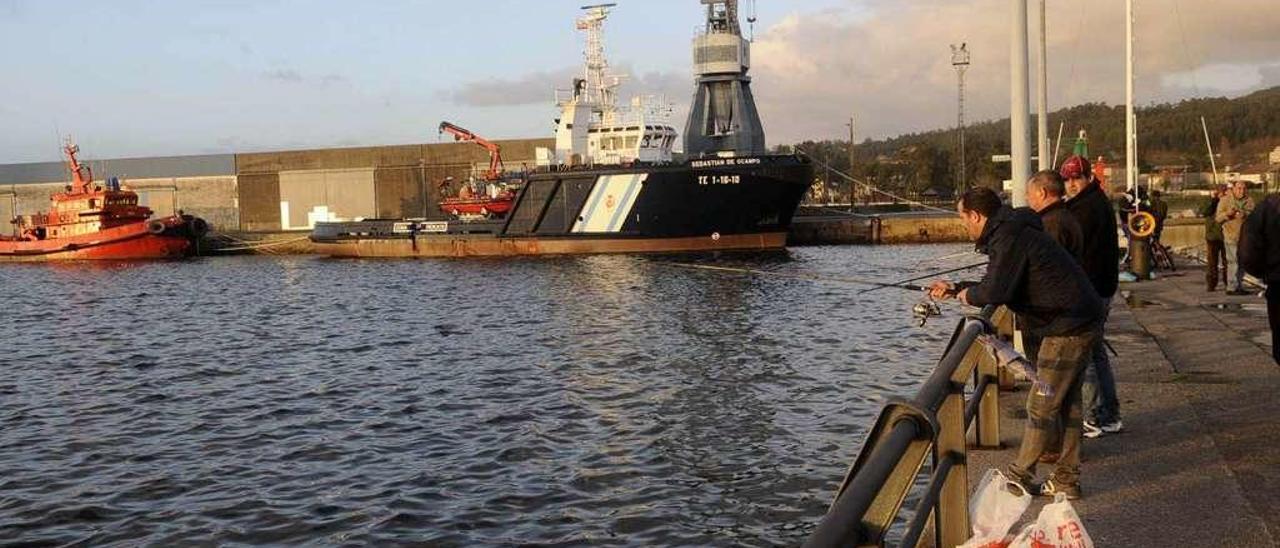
804, 305, 1015, 547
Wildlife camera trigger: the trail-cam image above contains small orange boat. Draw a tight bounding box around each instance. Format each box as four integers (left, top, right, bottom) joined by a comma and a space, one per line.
0, 142, 207, 262
439, 189, 517, 218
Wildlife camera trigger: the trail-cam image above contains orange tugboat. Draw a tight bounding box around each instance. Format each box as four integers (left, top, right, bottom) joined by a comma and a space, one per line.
0, 141, 208, 261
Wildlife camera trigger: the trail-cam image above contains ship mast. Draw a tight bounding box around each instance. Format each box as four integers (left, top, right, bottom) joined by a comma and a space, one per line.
63, 140, 93, 195
577, 4, 621, 114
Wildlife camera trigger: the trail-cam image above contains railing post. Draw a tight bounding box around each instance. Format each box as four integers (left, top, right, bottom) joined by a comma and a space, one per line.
933, 337, 987, 546
993, 309, 1019, 390
975, 347, 1002, 448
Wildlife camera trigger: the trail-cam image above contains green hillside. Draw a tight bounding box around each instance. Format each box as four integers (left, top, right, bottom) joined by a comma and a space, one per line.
779, 86, 1280, 197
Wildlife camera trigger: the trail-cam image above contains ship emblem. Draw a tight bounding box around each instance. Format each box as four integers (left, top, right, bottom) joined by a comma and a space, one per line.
606, 195, 616, 209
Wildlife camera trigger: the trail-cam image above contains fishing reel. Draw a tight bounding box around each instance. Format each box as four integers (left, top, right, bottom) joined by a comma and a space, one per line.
912, 300, 943, 327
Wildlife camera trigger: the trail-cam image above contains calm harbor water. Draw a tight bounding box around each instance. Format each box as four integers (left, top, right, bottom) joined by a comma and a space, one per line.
0, 244, 972, 546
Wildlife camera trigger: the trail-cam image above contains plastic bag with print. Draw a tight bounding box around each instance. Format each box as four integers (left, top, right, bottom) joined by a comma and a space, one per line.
1009, 493, 1094, 548
958, 469, 1033, 548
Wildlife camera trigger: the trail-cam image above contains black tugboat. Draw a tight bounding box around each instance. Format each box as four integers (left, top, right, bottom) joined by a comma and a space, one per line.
310, 1, 812, 258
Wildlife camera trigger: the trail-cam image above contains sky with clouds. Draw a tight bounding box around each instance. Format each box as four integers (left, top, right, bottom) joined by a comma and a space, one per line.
1, 0, 1276, 163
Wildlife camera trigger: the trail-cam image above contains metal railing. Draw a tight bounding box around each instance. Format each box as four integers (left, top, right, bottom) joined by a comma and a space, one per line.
804, 305, 1015, 548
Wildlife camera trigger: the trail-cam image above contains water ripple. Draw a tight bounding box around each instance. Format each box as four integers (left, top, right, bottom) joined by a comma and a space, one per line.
0, 245, 971, 545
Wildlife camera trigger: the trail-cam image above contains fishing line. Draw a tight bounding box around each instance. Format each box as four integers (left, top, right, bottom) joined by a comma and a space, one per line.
923, 249, 981, 264
858, 261, 989, 294
794, 149, 953, 214
662, 262, 927, 292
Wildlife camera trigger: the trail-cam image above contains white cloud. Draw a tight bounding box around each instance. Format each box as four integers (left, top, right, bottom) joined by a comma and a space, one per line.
746, 0, 1280, 143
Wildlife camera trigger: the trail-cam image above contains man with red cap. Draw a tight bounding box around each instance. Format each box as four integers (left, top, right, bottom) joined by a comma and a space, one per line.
1061, 155, 1123, 438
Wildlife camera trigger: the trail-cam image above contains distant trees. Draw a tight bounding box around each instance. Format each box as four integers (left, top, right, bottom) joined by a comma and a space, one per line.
780, 86, 1280, 196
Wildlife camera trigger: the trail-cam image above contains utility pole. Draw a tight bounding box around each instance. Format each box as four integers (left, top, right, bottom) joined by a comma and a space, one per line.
1010, 0, 1031, 207
1036, 0, 1050, 171
1125, 0, 1136, 196
846, 116, 856, 209
951, 43, 971, 197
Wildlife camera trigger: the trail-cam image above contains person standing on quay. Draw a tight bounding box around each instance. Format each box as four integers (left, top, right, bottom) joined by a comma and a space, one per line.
1204, 185, 1228, 291
1150, 190, 1169, 245
1240, 194, 1280, 365
1023, 170, 1086, 463
1060, 155, 1122, 438
1217, 178, 1256, 295
1027, 170, 1084, 261
930, 187, 1104, 499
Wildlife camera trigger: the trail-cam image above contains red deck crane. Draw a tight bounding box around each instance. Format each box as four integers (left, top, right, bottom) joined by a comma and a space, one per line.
438, 121, 504, 181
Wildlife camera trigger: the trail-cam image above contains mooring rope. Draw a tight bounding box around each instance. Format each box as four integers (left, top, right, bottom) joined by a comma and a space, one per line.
211, 236, 311, 253
795, 149, 955, 214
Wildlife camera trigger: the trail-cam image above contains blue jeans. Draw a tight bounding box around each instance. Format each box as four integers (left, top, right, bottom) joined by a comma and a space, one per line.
1083, 298, 1121, 424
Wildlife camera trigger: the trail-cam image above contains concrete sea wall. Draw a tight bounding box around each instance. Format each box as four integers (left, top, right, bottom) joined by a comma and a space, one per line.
788, 213, 968, 246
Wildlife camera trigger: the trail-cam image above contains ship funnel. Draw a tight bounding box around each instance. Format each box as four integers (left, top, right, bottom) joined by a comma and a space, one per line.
683, 0, 766, 157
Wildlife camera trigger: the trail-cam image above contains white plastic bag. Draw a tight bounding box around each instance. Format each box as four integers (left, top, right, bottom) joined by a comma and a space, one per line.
1009, 493, 1094, 548
958, 469, 1032, 548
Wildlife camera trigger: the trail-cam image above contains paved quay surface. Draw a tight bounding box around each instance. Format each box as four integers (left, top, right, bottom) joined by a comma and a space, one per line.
967, 261, 1280, 546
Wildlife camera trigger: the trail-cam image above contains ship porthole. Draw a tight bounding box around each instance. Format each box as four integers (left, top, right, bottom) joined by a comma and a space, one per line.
711, 232, 721, 241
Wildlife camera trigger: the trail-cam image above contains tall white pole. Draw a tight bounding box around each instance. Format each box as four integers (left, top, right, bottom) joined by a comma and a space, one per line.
1036, 0, 1050, 171
1010, 0, 1031, 206
1201, 116, 1219, 187
1125, 0, 1136, 194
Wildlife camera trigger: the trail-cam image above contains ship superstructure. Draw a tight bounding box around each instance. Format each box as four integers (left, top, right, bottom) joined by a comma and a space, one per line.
539, 4, 677, 168
684, 0, 766, 157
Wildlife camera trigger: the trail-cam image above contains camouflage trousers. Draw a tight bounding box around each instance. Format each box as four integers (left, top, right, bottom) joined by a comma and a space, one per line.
1007, 327, 1099, 487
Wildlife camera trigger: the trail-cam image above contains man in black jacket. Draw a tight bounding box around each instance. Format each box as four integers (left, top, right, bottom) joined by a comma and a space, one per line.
1240, 194, 1280, 365
1061, 155, 1123, 438
1027, 170, 1084, 262
931, 187, 1104, 499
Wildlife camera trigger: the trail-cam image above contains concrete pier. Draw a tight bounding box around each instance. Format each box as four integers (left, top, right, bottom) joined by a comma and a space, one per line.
968, 260, 1280, 545
788, 212, 967, 246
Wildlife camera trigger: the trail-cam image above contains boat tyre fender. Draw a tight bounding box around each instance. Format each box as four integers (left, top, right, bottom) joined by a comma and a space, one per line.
189, 218, 209, 237
1127, 211, 1156, 239
147, 220, 167, 235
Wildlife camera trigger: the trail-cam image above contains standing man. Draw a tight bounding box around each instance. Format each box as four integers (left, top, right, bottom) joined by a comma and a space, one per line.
1024, 170, 1086, 463
1217, 178, 1256, 295
1150, 190, 1169, 245
1204, 185, 1228, 291
1027, 170, 1084, 261
1241, 194, 1280, 365
930, 187, 1104, 499
1060, 155, 1123, 438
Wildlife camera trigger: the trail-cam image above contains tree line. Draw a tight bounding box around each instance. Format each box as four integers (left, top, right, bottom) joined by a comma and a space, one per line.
777, 86, 1280, 199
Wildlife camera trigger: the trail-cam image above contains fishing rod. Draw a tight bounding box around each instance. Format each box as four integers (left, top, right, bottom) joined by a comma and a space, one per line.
857, 261, 989, 294
663, 262, 928, 292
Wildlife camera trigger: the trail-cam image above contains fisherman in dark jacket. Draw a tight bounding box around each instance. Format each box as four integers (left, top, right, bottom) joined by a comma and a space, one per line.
1061, 155, 1123, 438
1240, 194, 1280, 364
930, 187, 1103, 499
1204, 185, 1228, 291
1026, 170, 1084, 262
1023, 170, 1085, 464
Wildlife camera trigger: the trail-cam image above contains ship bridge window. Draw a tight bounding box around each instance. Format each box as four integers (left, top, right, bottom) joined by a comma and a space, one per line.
625, 136, 638, 148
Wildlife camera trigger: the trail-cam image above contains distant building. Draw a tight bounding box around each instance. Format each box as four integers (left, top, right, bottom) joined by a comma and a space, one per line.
1270, 146, 1280, 166
0, 139, 552, 235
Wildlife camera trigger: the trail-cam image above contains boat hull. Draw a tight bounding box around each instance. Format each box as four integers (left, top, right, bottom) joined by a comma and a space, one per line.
0, 216, 196, 262
314, 232, 787, 258
312, 154, 811, 258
